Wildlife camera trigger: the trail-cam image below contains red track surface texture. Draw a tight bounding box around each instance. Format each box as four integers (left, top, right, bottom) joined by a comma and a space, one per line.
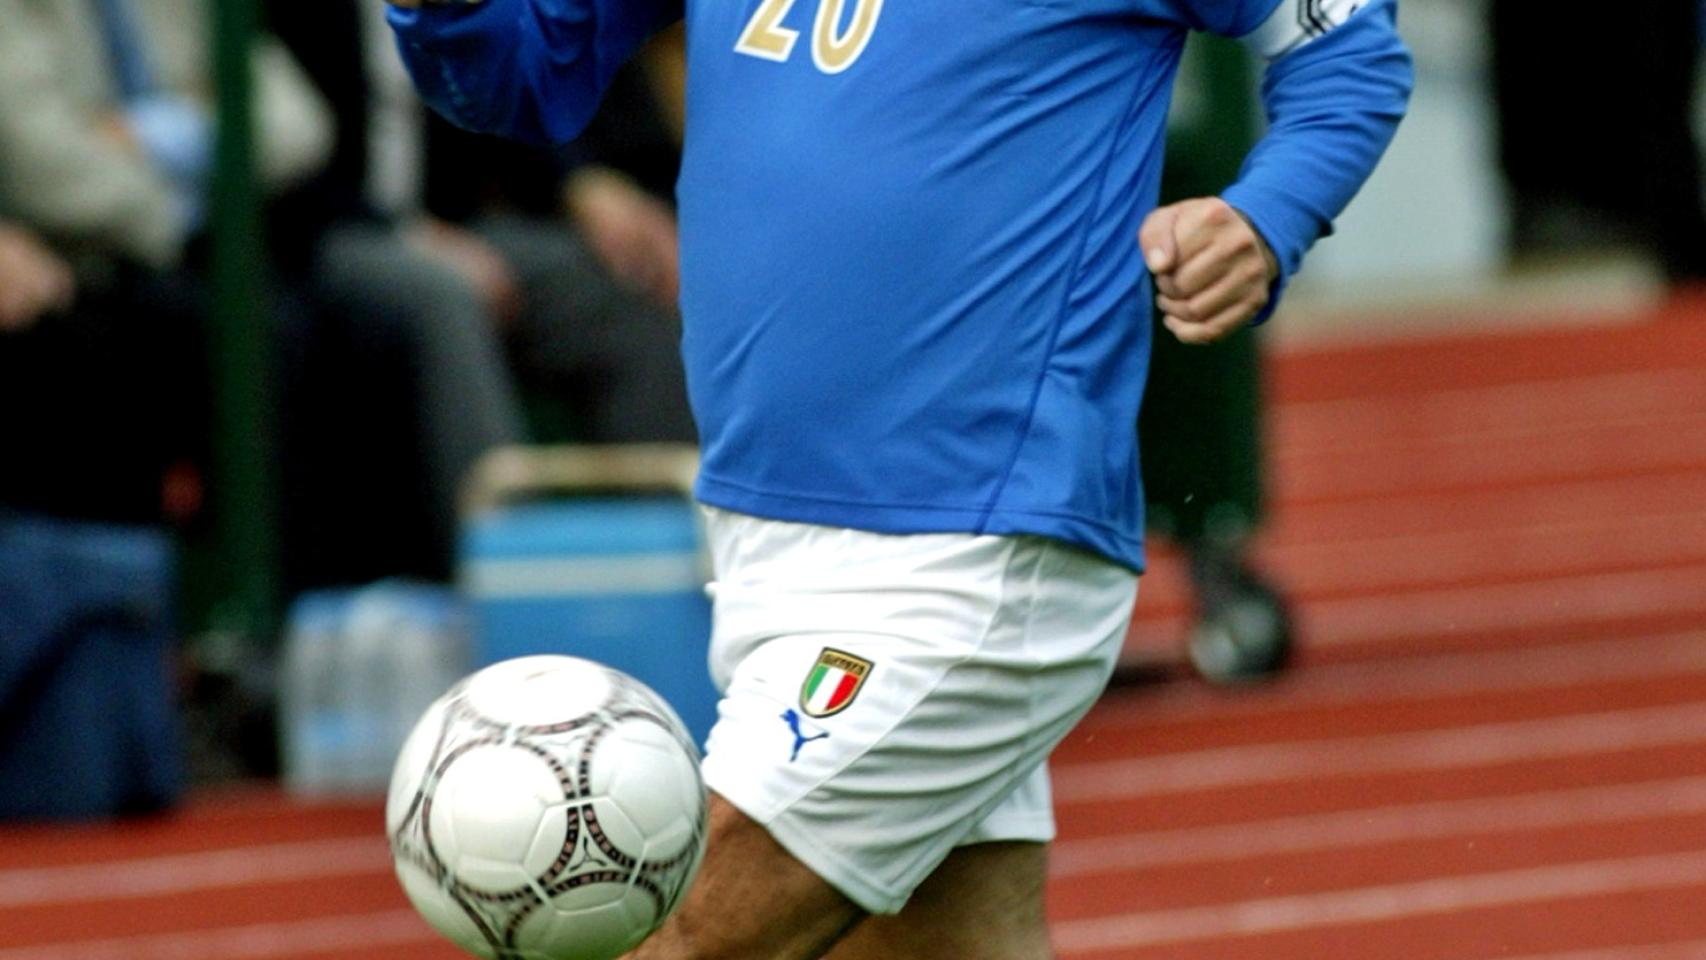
3, 300, 1705, 959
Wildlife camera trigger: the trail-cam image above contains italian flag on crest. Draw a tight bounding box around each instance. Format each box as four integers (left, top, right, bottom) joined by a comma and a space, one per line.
801, 648, 873, 718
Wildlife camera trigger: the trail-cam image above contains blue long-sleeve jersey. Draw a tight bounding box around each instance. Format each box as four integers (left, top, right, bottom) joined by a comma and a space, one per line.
391, 0, 1411, 571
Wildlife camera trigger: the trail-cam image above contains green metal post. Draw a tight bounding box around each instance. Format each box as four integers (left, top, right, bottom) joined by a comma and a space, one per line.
1140, 34, 1265, 546
203, 0, 278, 640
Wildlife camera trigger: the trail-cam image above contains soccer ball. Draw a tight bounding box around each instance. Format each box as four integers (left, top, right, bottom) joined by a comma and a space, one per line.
387, 655, 708, 960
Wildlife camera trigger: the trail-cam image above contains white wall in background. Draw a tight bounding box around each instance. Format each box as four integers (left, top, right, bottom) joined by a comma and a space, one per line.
1291, 0, 1509, 299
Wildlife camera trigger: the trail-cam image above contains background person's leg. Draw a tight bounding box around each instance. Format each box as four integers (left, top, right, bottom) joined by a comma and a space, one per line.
286, 223, 523, 586
627, 793, 864, 960
1139, 33, 1290, 683
474, 215, 696, 444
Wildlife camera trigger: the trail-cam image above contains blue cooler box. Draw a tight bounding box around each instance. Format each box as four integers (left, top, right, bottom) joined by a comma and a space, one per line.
459, 481, 717, 748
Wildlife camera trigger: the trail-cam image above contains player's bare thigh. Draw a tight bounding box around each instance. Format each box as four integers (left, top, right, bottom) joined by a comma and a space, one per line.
626, 792, 863, 960
626, 793, 1052, 960
824, 840, 1053, 960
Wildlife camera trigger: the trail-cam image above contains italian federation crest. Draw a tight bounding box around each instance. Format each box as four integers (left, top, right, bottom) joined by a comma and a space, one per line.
800, 648, 873, 718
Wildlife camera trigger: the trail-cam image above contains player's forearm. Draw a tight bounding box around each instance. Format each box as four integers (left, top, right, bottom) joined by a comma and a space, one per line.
1221, 0, 1413, 284
387, 0, 672, 147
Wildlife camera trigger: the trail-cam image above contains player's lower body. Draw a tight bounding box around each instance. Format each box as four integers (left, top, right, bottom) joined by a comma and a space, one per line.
628, 506, 1138, 960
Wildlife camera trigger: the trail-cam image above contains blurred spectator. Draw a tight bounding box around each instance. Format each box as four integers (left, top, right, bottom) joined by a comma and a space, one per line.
1490, 1, 1706, 282
0, 0, 329, 814
0, 0, 329, 527
268, 2, 693, 592
0, 0, 329, 271
266, 0, 525, 591
423, 41, 696, 446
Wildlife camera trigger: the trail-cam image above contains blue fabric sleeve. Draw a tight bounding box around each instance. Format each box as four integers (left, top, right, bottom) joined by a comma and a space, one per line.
1141, 0, 1283, 38
387, 0, 682, 147
1220, 0, 1413, 319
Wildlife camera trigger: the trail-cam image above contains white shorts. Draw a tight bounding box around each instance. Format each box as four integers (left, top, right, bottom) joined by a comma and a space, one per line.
697, 507, 1138, 914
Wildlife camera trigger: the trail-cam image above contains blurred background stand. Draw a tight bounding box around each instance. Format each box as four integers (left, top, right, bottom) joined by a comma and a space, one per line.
457, 444, 717, 748
1489, 0, 1706, 284
0, 513, 182, 819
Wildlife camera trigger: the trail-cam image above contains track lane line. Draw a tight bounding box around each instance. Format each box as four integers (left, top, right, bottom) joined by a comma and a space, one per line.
0, 910, 434, 960
1270, 471, 1706, 541
0, 837, 391, 908
1495, 939, 1706, 960
0, 803, 383, 872
1253, 511, 1706, 599
1054, 700, 1706, 803
1268, 310, 1706, 403
1299, 565, 1706, 649
1051, 849, 1706, 954
1274, 368, 1706, 446
1088, 627, 1706, 731
30, 776, 1702, 907
1051, 774, 1706, 874
1274, 416, 1706, 503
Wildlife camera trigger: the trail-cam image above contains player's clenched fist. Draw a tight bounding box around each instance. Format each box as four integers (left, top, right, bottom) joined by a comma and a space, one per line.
1139, 197, 1279, 346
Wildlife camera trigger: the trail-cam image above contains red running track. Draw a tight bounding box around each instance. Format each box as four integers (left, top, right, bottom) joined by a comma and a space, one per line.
3, 297, 1704, 959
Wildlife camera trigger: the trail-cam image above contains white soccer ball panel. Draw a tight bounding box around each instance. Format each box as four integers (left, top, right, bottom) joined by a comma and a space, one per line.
617, 677, 696, 743
638, 820, 697, 875
597, 718, 705, 844
542, 864, 633, 913
454, 855, 538, 896
522, 895, 655, 960
616, 892, 664, 947
386, 694, 452, 833
395, 854, 498, 960
430, 745, 566, 886
530, 806, 584, 882
462, 655, 614, 726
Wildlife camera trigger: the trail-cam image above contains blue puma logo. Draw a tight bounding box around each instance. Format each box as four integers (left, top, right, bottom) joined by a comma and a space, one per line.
781, 708, 830, 762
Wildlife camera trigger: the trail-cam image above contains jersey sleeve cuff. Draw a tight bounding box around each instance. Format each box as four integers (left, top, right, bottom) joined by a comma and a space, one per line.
1223, 186, 1315, 324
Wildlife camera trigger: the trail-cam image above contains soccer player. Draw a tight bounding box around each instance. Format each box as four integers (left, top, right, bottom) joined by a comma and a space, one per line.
382, 0, 1412, 956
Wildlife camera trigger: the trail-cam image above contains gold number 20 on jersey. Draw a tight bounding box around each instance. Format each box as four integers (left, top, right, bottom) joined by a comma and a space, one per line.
734, 0, 884, 73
